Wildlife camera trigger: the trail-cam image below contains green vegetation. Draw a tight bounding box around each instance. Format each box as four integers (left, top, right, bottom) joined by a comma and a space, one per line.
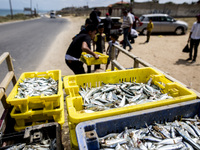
0, 13, 35, 23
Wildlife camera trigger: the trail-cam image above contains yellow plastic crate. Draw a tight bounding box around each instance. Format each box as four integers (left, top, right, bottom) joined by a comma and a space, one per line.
63, 67, 197, 123
11, 93, 65, 131
64, 67, 197, 149
64, 67, 164, 97
68, 119, 79, 149
106, 67, 119, 72
80, 52, 109, 66
6, 70, 63, 113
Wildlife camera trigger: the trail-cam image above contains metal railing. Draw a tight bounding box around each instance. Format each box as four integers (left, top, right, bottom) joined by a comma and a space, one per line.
0, 52, 17, 133
0, 52, 17, 109
110, 44, 200, 98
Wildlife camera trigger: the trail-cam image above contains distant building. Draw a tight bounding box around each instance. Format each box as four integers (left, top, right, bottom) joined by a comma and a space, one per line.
108, 1, 130, 8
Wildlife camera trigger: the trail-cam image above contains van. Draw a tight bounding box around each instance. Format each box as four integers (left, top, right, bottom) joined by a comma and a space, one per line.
50, 12, 56, 18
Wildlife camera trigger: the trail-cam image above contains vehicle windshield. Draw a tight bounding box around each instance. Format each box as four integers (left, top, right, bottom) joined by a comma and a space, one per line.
139, 16, 145, 21
166, 16, 174, 22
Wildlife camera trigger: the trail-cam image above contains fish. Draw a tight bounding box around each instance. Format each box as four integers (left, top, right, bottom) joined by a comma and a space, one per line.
79, 81, 172, 112
179, 121, 198, 138
175, 127, 200, 150
157, 136, 183, 145
15, 77, 58, 98
156, 142, 185, 150
98, 115, 200, 150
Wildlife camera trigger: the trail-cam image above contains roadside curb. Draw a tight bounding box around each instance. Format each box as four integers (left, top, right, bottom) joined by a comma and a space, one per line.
0, 17, 41, 26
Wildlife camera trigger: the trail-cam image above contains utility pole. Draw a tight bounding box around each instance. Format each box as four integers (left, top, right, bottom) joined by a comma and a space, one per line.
130, 0, 134, 11
30, 0, 32, 16
9, 0, 13, 19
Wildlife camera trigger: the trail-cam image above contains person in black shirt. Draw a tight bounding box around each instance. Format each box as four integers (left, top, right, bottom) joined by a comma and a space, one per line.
90, 8, 99, 28
79, 18, 93, 34
72, 18, 92, 40
65, 24, 99, 74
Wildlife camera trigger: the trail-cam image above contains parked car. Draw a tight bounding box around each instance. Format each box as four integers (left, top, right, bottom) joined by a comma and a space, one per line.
99, 17, 122, 35
136, 14, 188, 35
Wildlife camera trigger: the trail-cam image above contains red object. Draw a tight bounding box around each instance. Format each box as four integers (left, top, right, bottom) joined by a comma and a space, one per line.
139, 22, 143, 26
106, 13, 110, 16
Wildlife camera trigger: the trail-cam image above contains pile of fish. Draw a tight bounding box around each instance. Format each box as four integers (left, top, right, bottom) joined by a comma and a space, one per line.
83, 54, 101, 58
6, 139, 56, 150
79, 78, 173, 112
15, 77, 58, 98
99, 116, 200, 150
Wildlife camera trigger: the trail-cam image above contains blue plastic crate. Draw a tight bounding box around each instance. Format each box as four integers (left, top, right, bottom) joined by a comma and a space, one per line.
76, 99, 200, 150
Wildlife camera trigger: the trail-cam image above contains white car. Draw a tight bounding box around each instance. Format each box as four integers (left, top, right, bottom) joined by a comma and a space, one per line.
136, 14, 188, 35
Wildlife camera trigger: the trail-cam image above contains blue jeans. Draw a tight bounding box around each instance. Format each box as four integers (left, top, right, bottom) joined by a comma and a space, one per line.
123, 27, 132, 50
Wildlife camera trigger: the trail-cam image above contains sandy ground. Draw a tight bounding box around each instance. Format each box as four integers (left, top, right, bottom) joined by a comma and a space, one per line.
36, 16, 200, 92
35, 16, 200, 149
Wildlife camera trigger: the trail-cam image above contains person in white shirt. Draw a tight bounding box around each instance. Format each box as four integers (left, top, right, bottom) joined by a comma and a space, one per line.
187, 14, 200, 63
121, 10, 133, 51
128, 28, 138, 43
128, 10, 135, 25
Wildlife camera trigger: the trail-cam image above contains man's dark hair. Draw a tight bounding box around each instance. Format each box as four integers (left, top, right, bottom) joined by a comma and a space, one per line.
85, 24, 97, 33
110, 34, 119, 40
97, 23, 104, 29
85, 18, 92, 25
97, 11, 101, 16
123, 10, 128, 14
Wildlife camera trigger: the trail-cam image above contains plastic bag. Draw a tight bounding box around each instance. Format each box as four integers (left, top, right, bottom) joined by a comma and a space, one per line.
182, 44, 190, 53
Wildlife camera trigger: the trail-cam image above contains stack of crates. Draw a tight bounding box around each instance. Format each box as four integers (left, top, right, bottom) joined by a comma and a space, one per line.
6, 70, 65, 131
63, 67, 197, 149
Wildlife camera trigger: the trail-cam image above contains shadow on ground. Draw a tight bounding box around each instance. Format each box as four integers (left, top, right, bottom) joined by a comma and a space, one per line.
174, 59, 200, 66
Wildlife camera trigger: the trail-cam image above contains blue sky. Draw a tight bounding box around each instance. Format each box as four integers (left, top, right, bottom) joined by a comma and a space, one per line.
0, 0, 198, 11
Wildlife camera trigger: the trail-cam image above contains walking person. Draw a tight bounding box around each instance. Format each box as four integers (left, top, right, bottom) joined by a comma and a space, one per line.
186, 14, 200, 63
128, 10, 135, 44
89, 8, 99, 28
145, 18, 154, 43
121, 10, 133, 51
65, 24, 99, 74
128, 10, 135, 27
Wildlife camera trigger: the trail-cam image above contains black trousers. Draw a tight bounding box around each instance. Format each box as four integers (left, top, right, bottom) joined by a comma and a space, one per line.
146, 31, 152, 42
65, 60, 85, 75
189, 38, 200, 61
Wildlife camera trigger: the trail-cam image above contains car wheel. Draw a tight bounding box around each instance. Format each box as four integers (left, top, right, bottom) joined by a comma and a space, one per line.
141, 28, 147, 35
175, 27, 184, 35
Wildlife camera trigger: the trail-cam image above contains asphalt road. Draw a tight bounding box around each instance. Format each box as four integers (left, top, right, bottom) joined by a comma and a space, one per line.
0, 16, 69, 80
0, 16, 69, 116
